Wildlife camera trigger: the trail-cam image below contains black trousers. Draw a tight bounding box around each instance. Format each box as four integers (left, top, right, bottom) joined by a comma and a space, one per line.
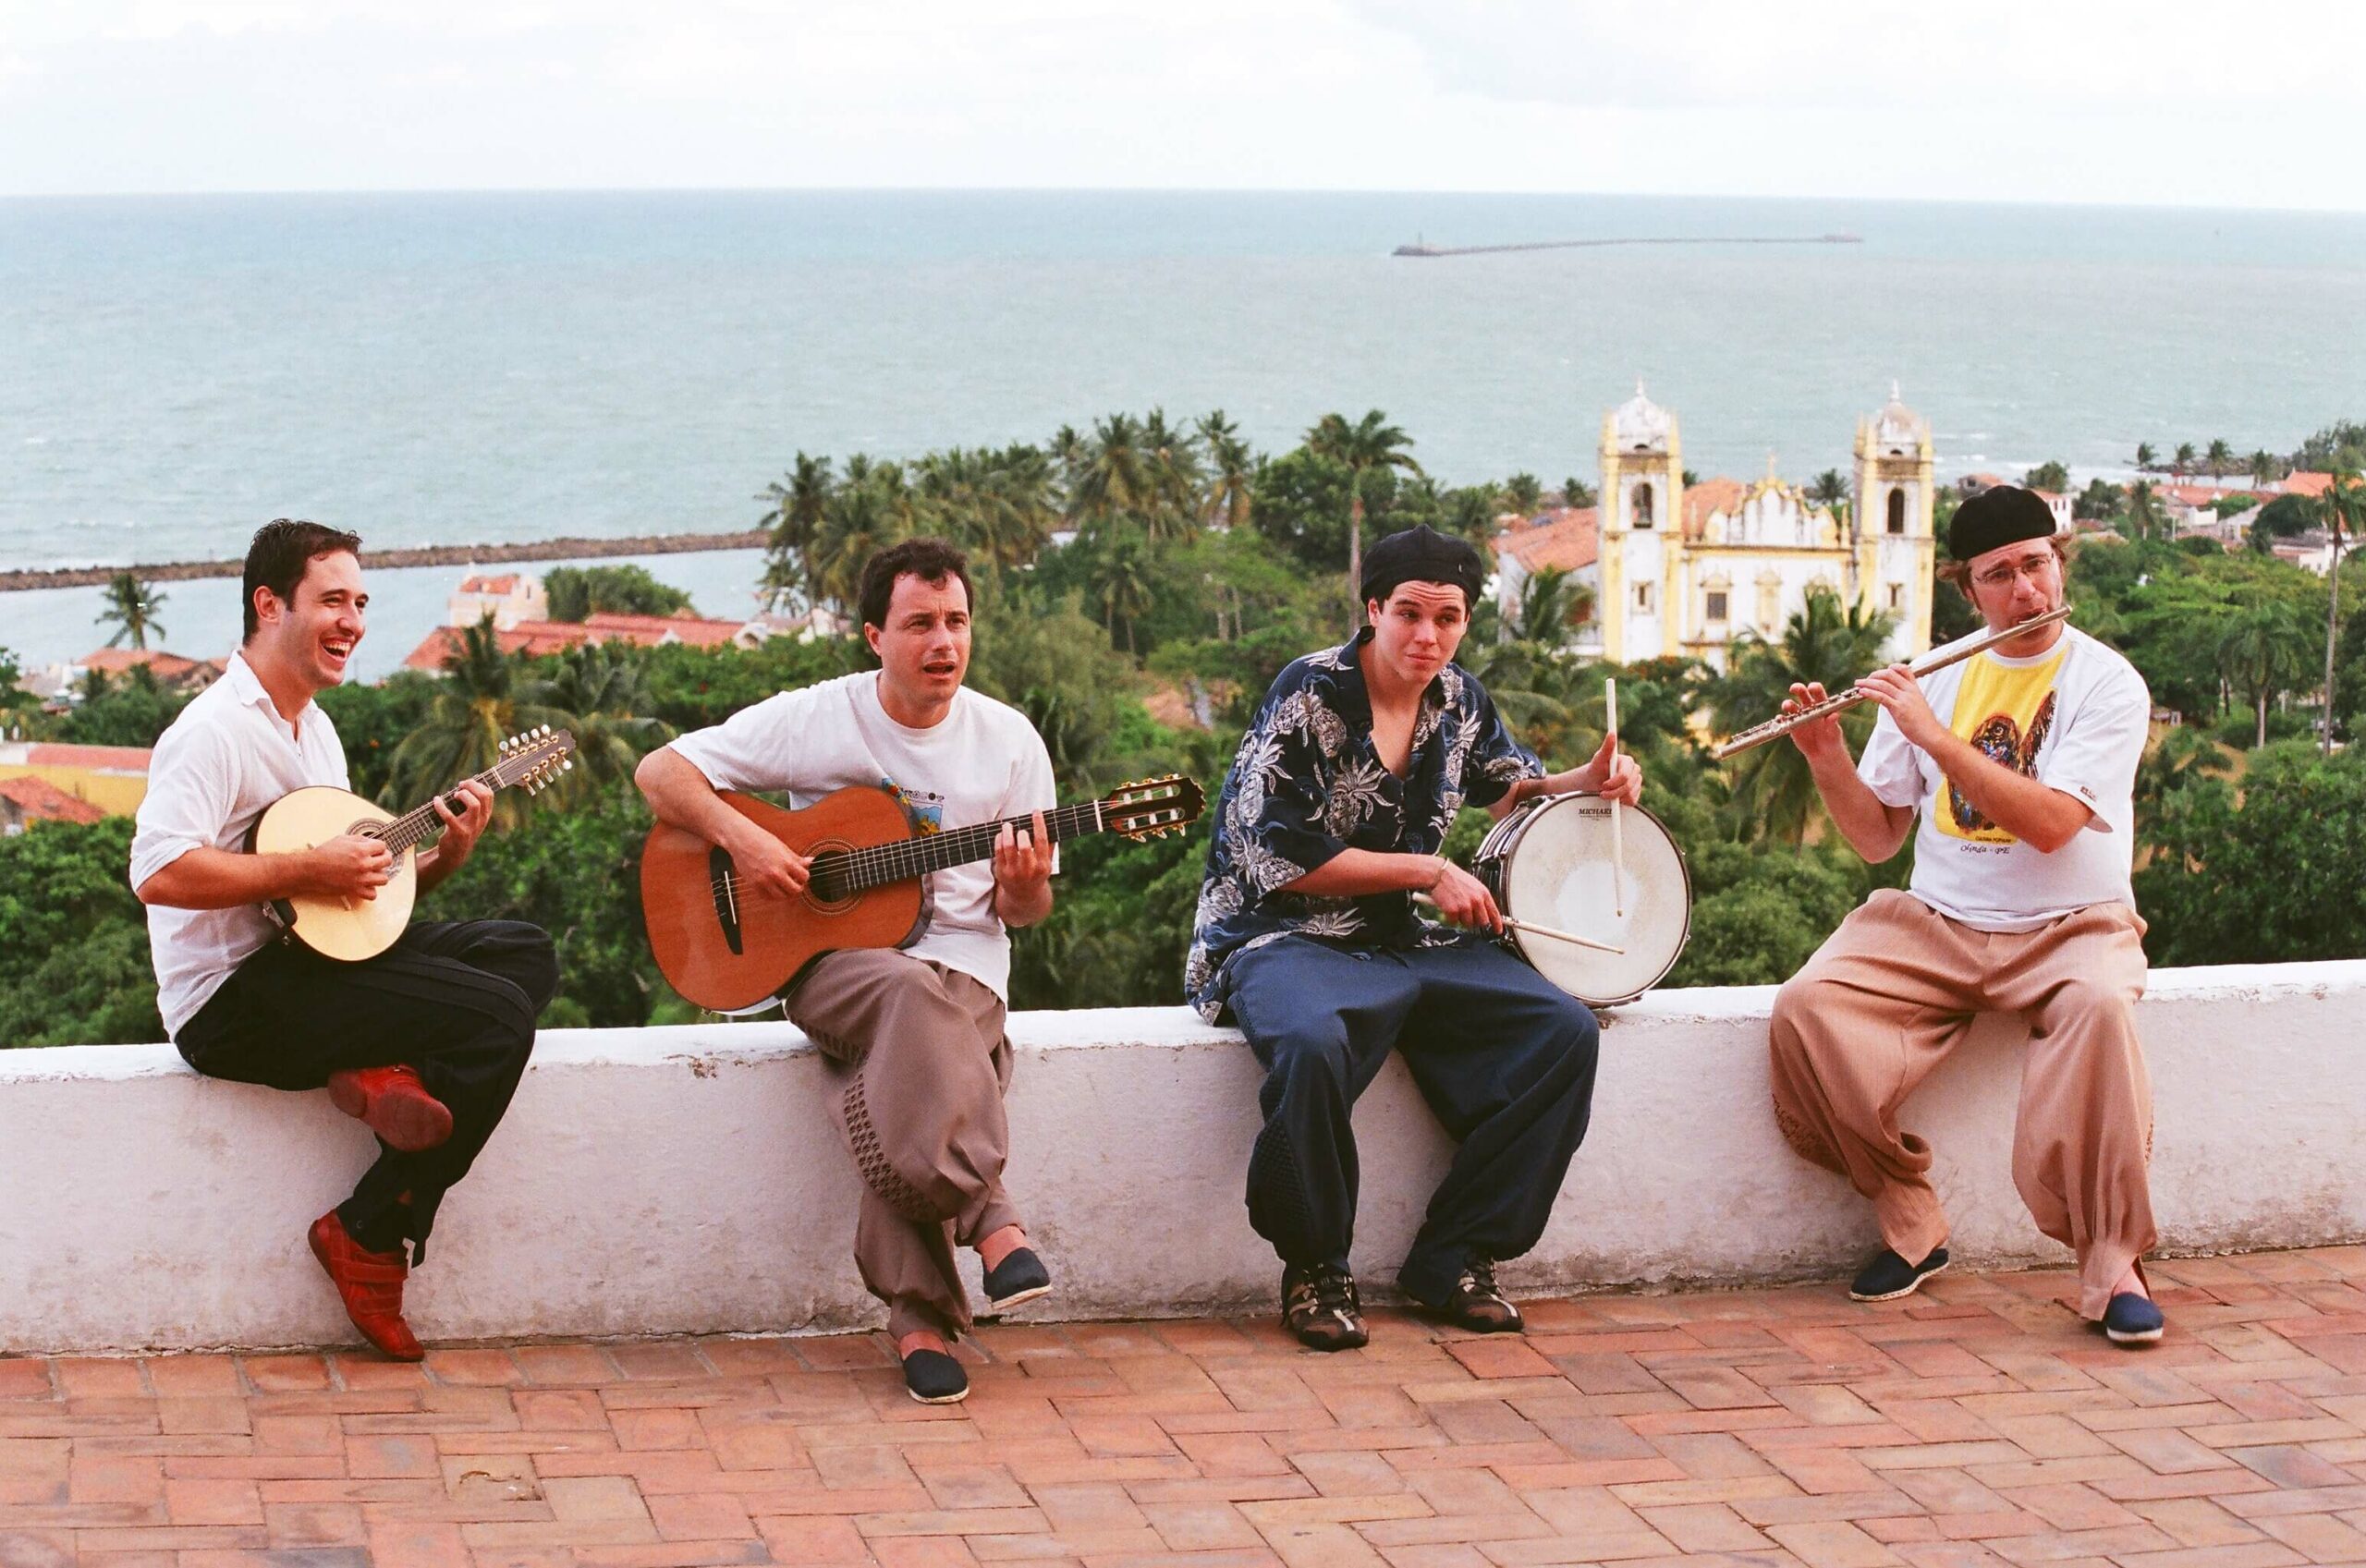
1224, 935, 1600, 1305
176, 919, 557, 1261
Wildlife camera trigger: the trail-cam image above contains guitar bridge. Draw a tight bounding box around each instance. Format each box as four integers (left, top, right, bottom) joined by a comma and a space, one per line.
708, 845, 745, 955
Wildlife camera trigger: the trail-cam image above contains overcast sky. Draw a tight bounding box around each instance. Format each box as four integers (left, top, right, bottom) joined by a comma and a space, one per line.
2, 1, 2359, 209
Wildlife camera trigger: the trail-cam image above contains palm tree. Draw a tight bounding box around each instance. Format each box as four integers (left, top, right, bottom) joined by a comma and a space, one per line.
1560, 477, 1597, 509
2135, 443, 2158, 471
1198, 411, 1255, 530
1807, 469, 1849, 511
96, 573, 167, 650
1071, 413, 1152, 524
388, 617, 571, 828
1513, 566, 1593, 646
2126, 480, 2165, 541
2318, 468, 2365, 752
1710, 590, 1896, 846
2250, 450, 2280, 488
758, 452, 833, 612
1502, 472, 1543, 515
1136, 407, 1206, 542
2204, 440, 2234, 484
539, 641, 673, 797
810, 457, 913, 614
1305, 410, 1422, 621
2173, 442, 2197, 479
2216, 602, 2316, 748
1085, 522, 1156, 654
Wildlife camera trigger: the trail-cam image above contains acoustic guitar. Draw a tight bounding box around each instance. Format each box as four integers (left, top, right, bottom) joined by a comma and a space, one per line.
640, 775, 1204, 1013
249, 725, 577, 961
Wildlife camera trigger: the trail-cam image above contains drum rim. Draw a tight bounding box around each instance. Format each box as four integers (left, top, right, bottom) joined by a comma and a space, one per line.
1492, 791, 1694, 1008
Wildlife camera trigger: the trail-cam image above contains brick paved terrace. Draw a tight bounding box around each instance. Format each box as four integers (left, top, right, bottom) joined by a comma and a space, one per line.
9, 1249, 2366, 1567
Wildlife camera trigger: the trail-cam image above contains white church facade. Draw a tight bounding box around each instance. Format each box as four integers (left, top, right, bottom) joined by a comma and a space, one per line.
1498, 385, 1937, 673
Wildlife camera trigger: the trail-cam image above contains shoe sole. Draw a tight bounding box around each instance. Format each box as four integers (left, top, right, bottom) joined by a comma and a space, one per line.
2104, 1322, 2165, 1345
328, 1076, 454, 1154
907, 1383, 970, 1405
983, 1282, 1054, 1317
1849, 1258, 1950, 1303
306, 1227, 426, 1362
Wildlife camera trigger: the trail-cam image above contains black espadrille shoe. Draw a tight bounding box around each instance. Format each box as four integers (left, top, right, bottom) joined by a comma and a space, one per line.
901, 1347, 970, 1404
1848, 1246, 1949, 1303
982, 1246, 1052, 1316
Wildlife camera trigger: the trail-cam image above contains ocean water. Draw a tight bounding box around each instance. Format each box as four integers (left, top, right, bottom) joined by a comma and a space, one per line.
2, 189, 2361, 675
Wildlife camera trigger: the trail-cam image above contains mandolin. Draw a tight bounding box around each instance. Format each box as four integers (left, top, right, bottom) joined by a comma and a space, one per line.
250, 726, 577, 961
640, 775, 1204, 1013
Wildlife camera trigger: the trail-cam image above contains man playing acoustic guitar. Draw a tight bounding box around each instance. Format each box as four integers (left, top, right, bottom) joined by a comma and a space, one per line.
635, 538, 1058, 1404
132, 519, 558, 1361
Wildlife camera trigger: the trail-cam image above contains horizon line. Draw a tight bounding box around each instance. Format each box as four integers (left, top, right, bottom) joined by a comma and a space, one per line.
2, 185, 2363, 220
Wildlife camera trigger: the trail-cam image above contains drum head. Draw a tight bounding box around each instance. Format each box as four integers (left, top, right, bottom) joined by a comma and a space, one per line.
1497, 796, 1690, 1006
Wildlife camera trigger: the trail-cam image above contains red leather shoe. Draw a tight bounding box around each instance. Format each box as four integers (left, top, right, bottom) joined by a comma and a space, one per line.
308, 1210, 425, 1361
325, 1064, 453, 1152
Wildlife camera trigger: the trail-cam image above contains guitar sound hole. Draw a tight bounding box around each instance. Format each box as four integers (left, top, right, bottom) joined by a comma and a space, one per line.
802, 844, 860, 914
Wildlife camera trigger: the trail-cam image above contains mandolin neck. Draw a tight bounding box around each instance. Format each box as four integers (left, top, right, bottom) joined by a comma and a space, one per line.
370, 765, 507, 857
814, 799, 1105, 898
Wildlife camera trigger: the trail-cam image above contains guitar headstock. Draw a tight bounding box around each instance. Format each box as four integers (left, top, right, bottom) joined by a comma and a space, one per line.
495, 725, 578, 796
1103, 774, 1205, 842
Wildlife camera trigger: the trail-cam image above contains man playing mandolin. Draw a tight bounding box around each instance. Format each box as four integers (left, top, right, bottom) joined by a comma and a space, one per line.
1187, 526, 1642, 1351
1766, 485, 2165, 1345
635, 538, 1057, 1405
132, 519, 558, 1361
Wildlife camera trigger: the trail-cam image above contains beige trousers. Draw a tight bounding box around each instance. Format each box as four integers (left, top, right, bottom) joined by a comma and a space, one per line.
1767, 890, 2155, 1319
786, 948, 1022, 1341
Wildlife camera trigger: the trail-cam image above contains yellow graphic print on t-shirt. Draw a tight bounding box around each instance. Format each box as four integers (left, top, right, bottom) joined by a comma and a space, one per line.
1938, 646, 2067, 844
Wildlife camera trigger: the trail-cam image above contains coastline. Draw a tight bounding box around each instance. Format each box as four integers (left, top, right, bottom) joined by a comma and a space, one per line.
0, 529, 769, 593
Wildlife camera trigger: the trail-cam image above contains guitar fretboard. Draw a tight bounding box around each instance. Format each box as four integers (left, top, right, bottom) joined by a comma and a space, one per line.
811, 799, 1105, 898
366, 745, 563, 857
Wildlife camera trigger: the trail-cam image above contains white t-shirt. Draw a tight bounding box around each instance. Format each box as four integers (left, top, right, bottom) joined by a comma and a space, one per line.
665, 672, 1057, 1001
1858, 625, 2151, 932
131, 651, 352, 1037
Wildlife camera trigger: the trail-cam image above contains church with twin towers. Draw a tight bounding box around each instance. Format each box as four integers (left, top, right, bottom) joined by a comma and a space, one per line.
1494, 383, 1938, 673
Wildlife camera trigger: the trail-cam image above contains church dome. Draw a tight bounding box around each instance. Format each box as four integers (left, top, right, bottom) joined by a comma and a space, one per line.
1610, 381, 1674, 454
1870, 382, 1928, 454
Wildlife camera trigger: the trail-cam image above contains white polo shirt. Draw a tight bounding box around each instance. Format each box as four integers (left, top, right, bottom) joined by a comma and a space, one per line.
131, 651, 349, 1037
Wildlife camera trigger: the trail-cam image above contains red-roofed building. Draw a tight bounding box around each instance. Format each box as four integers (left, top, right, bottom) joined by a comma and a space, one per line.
449, 572, 549, 629
0, 740, 152, 818
402, 610, 786, 675
74, 649, 227, 692
0, 774, 108, 833
2281, 470, 2338, 500
1492, 507, 1601, 644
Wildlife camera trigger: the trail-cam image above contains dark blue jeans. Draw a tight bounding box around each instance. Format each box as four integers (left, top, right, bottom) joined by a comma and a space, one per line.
1223, 934, 1600, 1305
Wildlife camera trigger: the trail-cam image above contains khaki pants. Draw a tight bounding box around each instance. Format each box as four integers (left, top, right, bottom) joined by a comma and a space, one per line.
787, 948, 1022, 1341
1768, 890, 2154, 1319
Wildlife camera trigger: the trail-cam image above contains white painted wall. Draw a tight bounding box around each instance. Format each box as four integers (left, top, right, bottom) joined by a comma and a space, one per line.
3, 962, 2361, 1355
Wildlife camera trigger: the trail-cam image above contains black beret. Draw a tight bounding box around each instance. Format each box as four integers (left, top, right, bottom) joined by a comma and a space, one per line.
1950, 485, 2058, 563
1361, 525, 1483, 609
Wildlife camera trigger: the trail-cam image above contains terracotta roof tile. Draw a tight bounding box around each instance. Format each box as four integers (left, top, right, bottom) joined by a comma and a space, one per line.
22, 742, 152, 772
1494, 507, 1599, 572
0, 775, 109, 824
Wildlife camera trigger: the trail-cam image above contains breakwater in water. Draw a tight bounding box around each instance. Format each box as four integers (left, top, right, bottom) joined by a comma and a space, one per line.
0, 529, 770, 593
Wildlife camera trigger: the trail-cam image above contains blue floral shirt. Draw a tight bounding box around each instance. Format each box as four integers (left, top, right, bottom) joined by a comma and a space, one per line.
1186, 629, 1544, 1022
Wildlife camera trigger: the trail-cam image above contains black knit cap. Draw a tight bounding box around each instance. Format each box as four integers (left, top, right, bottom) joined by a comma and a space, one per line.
1950, 485, 2058, 563
1361, 525, 1484, 609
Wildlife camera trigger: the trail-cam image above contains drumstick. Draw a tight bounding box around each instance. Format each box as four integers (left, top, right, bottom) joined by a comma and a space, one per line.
1605, 677, 1625, 919
1415, 893, 1626, 955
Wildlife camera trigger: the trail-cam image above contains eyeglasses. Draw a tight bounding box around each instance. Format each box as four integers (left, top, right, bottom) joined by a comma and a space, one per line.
1970, 554, 2059, 591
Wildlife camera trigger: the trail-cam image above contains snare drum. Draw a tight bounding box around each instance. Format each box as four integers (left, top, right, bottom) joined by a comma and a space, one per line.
1472, 793, 1691, 1007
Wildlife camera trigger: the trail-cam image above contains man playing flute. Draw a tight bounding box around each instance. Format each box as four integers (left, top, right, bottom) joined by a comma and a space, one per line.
1766, 485, 2165, 1345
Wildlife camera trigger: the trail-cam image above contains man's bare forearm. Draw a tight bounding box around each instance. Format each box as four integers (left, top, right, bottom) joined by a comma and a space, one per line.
1805, 749, 1914, 863
137, 845, 317, 910
1912, 731, 2092, 852
635, 748, 762, 851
